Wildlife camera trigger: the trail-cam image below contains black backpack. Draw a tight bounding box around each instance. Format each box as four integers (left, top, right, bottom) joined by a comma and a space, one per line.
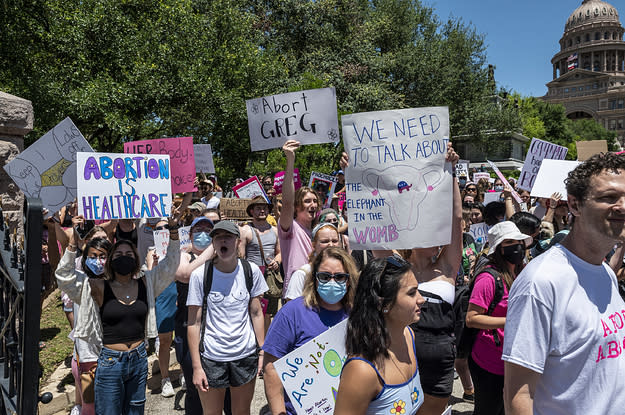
455, 267, 505, 358
199, 259, 253, 354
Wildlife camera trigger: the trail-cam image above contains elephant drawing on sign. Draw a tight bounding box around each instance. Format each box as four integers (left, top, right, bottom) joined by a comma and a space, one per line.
362, 165, 443, 232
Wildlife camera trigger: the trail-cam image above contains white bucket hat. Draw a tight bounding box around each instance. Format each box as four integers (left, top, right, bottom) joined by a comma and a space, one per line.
487, 221, 533, 256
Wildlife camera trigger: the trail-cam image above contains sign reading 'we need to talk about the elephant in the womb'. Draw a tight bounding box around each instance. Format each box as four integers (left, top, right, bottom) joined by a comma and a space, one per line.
342, 107, 453, 250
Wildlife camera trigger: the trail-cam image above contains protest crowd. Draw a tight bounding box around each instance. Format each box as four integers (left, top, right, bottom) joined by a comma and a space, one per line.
15, 100, 625, 415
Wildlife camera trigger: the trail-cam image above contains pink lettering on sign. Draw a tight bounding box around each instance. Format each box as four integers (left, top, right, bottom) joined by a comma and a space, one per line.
273, 168, 302, 194
124, 136, 196, 193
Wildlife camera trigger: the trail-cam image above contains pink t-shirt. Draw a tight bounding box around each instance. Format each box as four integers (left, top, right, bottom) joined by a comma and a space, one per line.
278, 219, 312, 294
469, 270, 509, 376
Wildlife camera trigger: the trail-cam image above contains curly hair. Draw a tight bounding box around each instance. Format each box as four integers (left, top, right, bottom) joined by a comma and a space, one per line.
566, 152, 625, 203
302, 246, 359, 310
345, 256, 412, 365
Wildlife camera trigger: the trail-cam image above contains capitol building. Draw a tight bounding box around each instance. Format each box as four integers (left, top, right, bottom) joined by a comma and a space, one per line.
543, 0, 625, 145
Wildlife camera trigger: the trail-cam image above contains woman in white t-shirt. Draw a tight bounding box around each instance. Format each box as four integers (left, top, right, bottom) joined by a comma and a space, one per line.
186, 220, 268, 414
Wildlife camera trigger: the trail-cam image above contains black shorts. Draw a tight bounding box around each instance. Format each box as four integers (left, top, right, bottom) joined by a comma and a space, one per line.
200, 352, 258, 388
264, 295, 280, 316
413, 332, 456, 397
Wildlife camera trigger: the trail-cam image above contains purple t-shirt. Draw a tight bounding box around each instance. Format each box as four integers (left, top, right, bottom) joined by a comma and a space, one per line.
263, 297, 348, 415
278, 219, 312, 293
469, 271, 509, 376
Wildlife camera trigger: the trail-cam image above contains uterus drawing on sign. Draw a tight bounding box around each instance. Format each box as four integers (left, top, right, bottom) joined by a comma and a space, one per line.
362, 166, 442, 232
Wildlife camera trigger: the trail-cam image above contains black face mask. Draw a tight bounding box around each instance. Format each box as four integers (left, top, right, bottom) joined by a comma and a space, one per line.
501, 243, 525, 265
112, 255, 135, 276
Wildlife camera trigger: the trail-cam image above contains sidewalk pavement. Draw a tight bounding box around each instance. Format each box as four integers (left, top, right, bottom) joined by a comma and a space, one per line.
39, 351, 474, 415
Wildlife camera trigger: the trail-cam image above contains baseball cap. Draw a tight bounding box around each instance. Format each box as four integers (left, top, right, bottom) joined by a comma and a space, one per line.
190, 216, 214, 230
209, 220, 240, 238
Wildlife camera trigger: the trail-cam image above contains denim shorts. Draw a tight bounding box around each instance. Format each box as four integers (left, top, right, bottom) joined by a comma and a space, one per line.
201, 352, 258, 388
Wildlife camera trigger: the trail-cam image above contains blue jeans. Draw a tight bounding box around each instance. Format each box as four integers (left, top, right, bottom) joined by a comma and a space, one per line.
95, 343, 148, 415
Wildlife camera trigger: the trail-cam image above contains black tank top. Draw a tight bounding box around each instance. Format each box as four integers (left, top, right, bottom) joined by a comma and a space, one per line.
411, 290, 455, 336
100, 279, 148, 344
115, 224, 138, 246
175, 252, 195, 329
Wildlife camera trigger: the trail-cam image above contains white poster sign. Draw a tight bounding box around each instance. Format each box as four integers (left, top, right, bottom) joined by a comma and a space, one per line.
76, 152, 172, 220
246, 87, 340, 151
517, 138, 568, 192
273, 320, 347, 415
179, 225, 192, 251
308, 172, 337, 208
233, 176, 269, 201
342, 106, 452, 249
472, 172, 490, 183
530, 159, 580, 198
154, 225, 192, 255
469, 222, 489, 247
483, 192, 502, 205
193, 144, 215, 173
455, 160, 469, 178
3, 117, 93, 213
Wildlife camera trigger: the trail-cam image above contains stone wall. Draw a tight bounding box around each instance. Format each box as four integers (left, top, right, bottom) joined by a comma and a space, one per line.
0, 91, 34, 234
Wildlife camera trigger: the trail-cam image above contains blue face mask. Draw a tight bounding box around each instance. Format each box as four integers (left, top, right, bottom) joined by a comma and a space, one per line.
85, 257, 105, 276
316, 280, 347, 305
495, 185, 504, 192
192, 231, 212, 249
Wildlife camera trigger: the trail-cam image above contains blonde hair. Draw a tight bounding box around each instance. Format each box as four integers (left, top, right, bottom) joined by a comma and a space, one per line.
302, 247, 359, 310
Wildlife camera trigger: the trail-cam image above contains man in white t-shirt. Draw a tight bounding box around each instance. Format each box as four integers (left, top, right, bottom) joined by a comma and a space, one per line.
186, 220, 267, 414
503, 152, 625, 415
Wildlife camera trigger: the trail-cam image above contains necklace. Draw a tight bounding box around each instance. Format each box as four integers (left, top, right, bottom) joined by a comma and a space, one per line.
388, 350, 412, 383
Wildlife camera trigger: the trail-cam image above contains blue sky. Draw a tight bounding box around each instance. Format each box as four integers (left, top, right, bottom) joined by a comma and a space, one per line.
424, 0, 625, 97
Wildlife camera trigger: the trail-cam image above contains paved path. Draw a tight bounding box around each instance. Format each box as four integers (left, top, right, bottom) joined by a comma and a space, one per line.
41, 351, 474, 414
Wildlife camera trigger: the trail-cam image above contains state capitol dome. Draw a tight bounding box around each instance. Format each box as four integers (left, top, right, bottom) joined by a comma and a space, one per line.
565, 0, 620, 32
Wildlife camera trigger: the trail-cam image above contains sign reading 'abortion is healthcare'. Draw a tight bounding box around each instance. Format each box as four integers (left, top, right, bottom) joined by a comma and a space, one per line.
246, 87, 340, 151
77, 152, 172, 220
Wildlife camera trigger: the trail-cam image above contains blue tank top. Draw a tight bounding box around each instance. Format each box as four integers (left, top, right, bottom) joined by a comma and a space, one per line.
343, 329, 424, 415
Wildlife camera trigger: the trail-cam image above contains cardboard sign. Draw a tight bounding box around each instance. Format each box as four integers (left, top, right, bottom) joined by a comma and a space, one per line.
179, 226, 191, 251
273, 320, 348, 415
530, 159, 581, 198
273, 169, 302, 194
472, 172, 490, 183
469, 222, 489, 247
220, 198, 253, 220
486, 160, 522, 204
517, 138, 568, 192
576, 140, 608, 161
233, 176, 269, 201
193, 144, 215, 173
124, 137, 196, 193
455, 160, 469, 179
4, 117, 94, 213
77, 152, 172, 220
154, 225, 192, 255
342, 106, 452, 249
308, 172, 337, 208
246, 87, 340, 151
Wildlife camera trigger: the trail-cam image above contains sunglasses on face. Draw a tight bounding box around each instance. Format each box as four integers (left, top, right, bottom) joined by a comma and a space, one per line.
154, 225, 170, 231
316, 271, 349, 283
466, 188, 477, 193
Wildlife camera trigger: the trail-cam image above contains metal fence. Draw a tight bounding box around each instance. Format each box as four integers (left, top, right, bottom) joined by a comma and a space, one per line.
0, 198, 51, 414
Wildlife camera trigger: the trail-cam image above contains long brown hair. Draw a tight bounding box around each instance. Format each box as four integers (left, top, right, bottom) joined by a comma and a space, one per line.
302, 247, 359, 310
104, 239, 141, 280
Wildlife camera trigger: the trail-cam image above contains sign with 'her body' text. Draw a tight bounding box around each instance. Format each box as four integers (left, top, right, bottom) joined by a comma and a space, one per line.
124, 136, 196, 193
77, 152, 172, 220
517, 138, 568, 192
342, 106, 453, 250
273, 320, 347, 415
246, 88, 340, 151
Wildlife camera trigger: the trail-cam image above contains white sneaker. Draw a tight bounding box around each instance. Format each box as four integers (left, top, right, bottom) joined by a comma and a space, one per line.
70, 405, 82, 415
179, 373, 186, 391
161, 377, 175, 398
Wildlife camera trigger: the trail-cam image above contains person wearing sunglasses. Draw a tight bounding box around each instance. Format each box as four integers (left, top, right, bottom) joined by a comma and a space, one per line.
335, 255, 426, 415
262, 247, 359, 415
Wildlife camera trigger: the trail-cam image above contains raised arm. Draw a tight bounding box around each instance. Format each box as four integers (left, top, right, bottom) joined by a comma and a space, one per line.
55, 227, 86, 303
440, 143, 462, 277
279, 140, 300, 232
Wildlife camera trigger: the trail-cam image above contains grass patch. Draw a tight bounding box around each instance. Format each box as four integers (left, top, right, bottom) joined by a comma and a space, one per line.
39, 291, 73, 382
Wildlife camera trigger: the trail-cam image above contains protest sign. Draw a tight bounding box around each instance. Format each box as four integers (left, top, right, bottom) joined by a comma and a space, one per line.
220, 198, 253, 221
486, 160, 522, 204
472, 172, 490, 183
455, 160, 469, 178
483, 192, 502, 205
517, 138, 568, 192
337, 191, 346, 212
530, 159, 581, 198
308, 172, 337, 208
179, 226, 191, 251
233, 176, 268, 202
76, 152, 172, 220
124, 137, 196, 193
273, 169, 302, 194
469, 222, 489, 247
576, 140, 608, 161
193, 144, 215, 173
153, 230, 169, 259
342, 106, 453, 249
246, 87, 340, 151
4, 117, 94, 213
273, 320, 348, 415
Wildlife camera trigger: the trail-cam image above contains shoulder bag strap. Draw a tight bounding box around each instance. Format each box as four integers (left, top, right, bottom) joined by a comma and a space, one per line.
199, 260, 213, 354
251, 225, 268, 267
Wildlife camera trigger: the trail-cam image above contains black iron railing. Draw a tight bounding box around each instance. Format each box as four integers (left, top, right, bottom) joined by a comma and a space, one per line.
0, 198, 51, 414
